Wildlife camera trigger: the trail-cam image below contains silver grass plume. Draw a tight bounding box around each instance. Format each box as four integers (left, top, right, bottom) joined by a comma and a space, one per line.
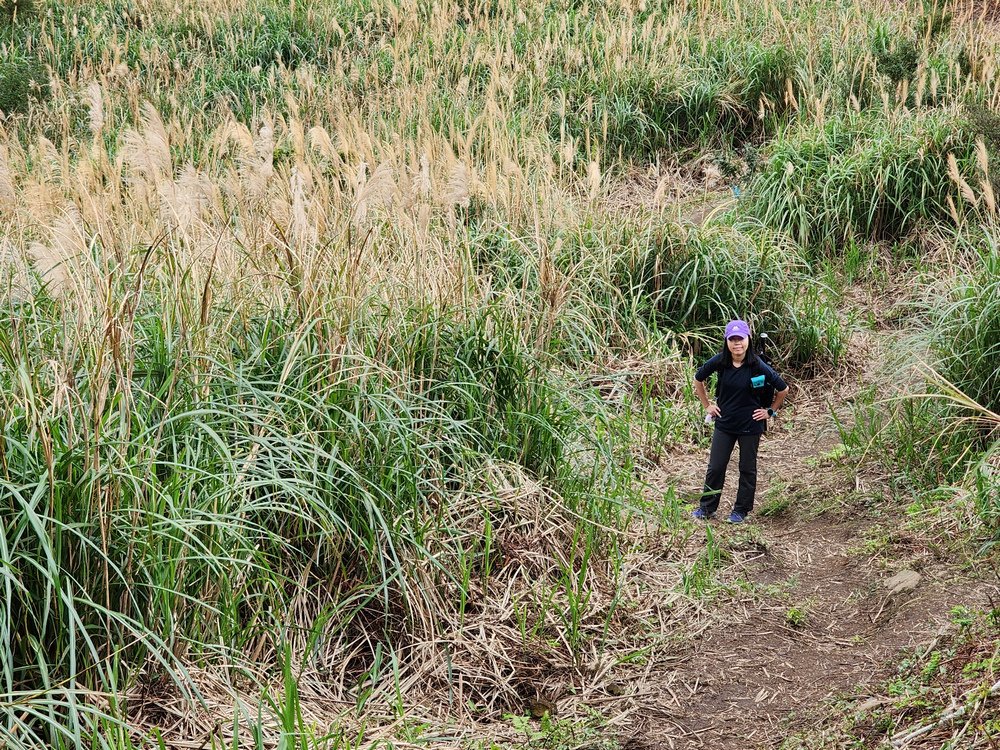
29, 205, 86, 298
289, 166, 316, 249
416, 153, 432, 199
444, 160, 471, 208
161, 165, 216, 235
85, 81, 104, 138
307, 126, 337, 160
255, 123, 275, 179
0, 239, 32, 301
352, 162, 395, 227
122, 101, 172, 182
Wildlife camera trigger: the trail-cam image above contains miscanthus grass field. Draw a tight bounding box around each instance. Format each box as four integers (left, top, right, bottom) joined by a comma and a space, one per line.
0, 0, 998, 747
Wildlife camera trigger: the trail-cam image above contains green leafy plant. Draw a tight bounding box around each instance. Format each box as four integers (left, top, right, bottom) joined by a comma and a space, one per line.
928, 232, 1000, 418
758, 493, 793, 518
785, 604, 810, 628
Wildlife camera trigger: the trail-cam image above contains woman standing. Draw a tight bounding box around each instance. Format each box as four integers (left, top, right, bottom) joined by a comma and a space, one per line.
692, 320, 789, 524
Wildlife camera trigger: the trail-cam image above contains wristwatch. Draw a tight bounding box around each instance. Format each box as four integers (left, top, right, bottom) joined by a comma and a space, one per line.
767, 408, 776, 418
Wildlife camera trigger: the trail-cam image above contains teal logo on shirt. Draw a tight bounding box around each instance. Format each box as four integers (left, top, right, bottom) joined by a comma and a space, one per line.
751, 374, 766, 388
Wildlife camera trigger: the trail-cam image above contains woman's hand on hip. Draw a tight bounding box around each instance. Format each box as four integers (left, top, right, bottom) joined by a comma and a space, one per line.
706, 404, 722, 419
752, 408, 770, 421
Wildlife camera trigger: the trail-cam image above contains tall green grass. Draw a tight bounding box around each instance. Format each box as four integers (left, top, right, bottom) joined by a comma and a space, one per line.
602, 218, 846, 369
552, 37, 800, 159
0, 54, 48, 116
1, 0, 984, 163
0, 192, 850, 744
0, 284, 652, 746
837, 229, 999, 529
5, 0, 998, 743
929, 231, 1000, 417
466, 213, 846, 369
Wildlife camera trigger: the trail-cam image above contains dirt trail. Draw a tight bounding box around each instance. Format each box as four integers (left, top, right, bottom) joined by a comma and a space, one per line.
631, 388, 998, 750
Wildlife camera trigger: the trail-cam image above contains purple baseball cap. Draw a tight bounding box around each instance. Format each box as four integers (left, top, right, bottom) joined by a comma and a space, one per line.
725, 319, 751, 339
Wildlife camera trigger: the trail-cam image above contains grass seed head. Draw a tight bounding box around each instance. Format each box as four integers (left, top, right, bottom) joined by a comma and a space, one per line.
85, 81, 104, 137
948, 152, 979, 206
444, 160, 471, 208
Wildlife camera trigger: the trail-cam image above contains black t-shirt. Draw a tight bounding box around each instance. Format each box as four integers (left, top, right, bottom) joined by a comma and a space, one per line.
695, 353, 788, 435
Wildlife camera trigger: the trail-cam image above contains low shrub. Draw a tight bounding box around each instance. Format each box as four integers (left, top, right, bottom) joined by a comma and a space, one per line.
964, 101, 1000, 156
872, 30, 919, 84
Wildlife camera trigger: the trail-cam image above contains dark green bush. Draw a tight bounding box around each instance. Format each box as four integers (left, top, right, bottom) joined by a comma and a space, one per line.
0, 56, 49, 115
742, 108, 976, 252
873, 38, 919, 83
0, 0, 36, 23
551, 39, 800, 161
965, 101, 1000, 153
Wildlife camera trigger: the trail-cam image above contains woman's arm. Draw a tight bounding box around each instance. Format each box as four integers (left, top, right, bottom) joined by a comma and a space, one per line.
770, 386, 789, 413
753, 386, 790, 421
694, 379, 721, 418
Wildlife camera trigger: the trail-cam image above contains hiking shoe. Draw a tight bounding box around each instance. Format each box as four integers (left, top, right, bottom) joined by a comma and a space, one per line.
727, 511, 747, 524
692, 507, 714, 520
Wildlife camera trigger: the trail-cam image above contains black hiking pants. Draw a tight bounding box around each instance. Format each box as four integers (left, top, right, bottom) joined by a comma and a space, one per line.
698, 429, 761, 516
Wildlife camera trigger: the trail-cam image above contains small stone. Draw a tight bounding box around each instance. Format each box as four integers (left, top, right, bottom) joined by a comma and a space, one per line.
857, 697, 889, 713
884, 570, 921, 594
606, 681, 626, 696
528, 695, 557, 719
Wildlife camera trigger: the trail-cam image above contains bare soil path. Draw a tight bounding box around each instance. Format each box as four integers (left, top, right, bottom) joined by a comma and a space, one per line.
629, 385, 999, 750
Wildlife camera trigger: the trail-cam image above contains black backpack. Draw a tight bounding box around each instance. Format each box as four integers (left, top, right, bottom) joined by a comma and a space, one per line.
749, 359, 775, 410
751, 333, 776, 410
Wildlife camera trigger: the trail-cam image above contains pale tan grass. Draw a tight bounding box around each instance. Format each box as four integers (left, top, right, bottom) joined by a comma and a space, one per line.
28, 239, 70, 300
122, 101, 172, 182
0, 238, 34, 301
948, 152, 979, 207
158, 165, 218, 239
